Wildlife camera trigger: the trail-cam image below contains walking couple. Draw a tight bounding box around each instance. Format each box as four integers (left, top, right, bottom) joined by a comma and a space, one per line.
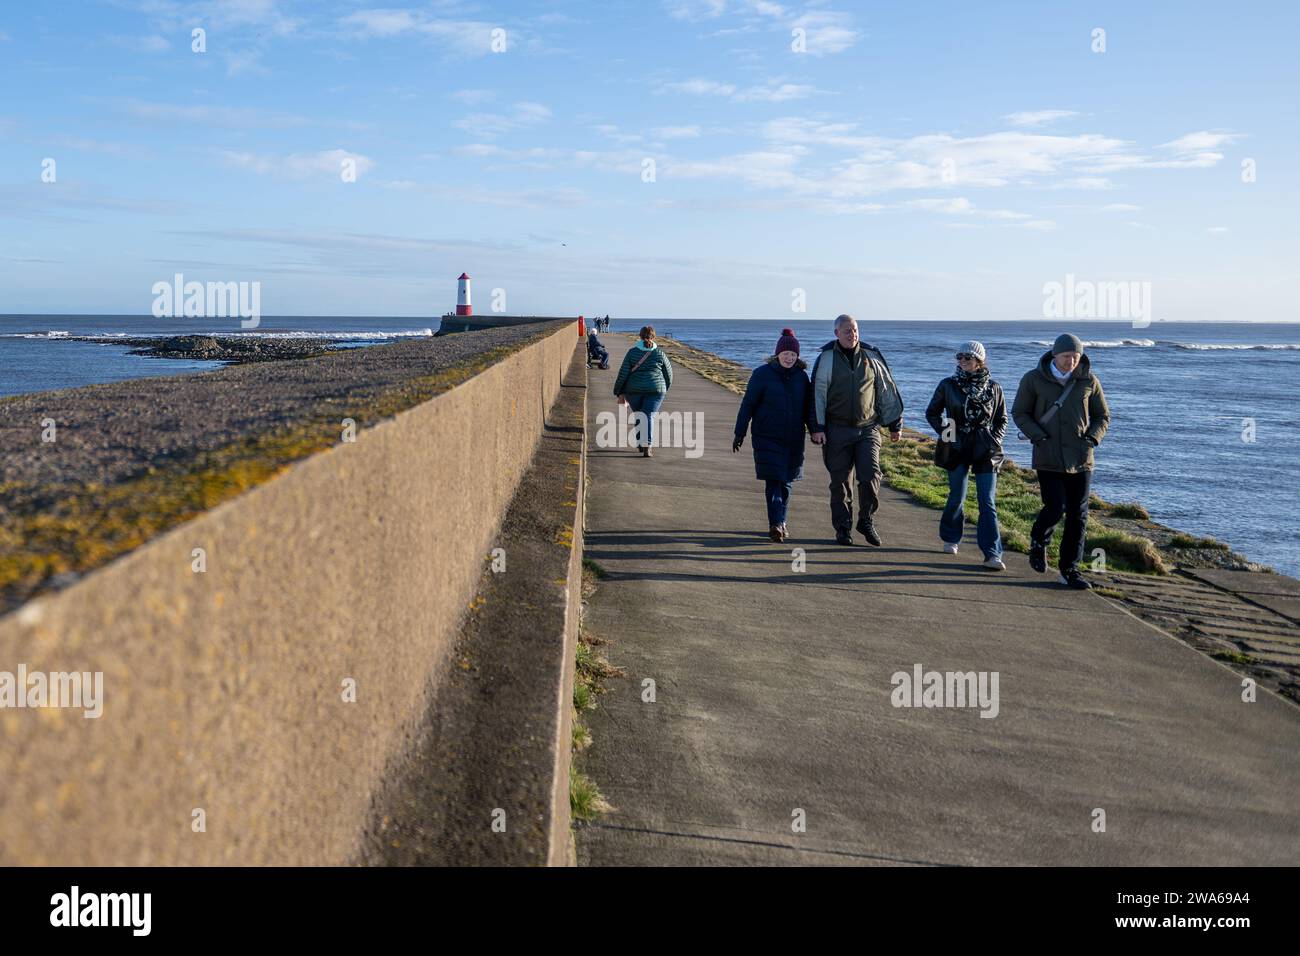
731, 316, 1111, 589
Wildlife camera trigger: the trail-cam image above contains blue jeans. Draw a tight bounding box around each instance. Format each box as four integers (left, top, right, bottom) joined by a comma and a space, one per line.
626, 392, 665, 447
940, 465, 1002, 559
765, 480, 792, 527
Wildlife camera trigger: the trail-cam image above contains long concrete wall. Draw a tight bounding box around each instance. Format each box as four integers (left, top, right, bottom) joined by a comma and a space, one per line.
0, 323, 583, 865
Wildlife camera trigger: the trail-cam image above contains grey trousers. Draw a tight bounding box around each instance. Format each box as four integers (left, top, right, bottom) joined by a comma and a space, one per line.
822, 422, 882, 532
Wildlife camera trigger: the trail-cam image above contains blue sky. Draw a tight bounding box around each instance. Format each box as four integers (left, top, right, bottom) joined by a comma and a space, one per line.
1, 0, 1296, 319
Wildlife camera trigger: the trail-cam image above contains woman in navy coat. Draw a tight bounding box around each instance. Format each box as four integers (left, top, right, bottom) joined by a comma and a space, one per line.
733, 328, 816, 542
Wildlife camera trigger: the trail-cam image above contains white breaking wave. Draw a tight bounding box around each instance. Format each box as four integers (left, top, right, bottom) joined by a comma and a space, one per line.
1032, 338, 1155, 348
1172, 342, 1300, 351
212, 329, 435, 340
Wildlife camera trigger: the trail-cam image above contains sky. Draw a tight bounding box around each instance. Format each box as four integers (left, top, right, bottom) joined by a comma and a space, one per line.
0, 0, 1297, 320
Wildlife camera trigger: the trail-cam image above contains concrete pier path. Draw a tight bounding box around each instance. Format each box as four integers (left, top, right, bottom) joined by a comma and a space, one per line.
576, 335, 1300, 866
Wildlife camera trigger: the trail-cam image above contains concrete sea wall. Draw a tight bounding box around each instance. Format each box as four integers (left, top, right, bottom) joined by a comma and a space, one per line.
0, 323, 584, 865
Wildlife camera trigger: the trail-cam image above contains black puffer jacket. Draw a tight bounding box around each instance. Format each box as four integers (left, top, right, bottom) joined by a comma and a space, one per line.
925, 376, 1008, 472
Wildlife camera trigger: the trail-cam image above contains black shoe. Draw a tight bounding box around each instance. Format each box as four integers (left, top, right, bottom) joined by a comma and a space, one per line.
769, 525, 785, 543
856, 517, 882, 546
835, 530, 854, 546
1029, 543, 1046, 573
1059, 567, 1092, 590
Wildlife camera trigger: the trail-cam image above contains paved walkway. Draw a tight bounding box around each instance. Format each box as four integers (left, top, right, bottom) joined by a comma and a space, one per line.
576, 335, 1299, 865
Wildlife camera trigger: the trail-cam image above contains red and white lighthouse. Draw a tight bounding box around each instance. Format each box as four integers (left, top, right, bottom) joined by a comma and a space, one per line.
456, 272, 472, 316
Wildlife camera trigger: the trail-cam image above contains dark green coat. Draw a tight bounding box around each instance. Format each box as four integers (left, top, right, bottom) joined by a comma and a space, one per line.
613, 342, 673, 396
1011, 351, 1110, 473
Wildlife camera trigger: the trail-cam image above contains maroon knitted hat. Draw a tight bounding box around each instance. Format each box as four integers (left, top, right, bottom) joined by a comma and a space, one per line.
775, 327, 800, 356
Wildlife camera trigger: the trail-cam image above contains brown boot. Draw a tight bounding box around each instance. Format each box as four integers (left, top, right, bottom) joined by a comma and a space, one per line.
769, 525, 784, 542
643, 445, 653, 458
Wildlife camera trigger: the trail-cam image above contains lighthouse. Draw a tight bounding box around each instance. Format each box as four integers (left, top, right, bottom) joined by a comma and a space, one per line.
456, 273, 472, 316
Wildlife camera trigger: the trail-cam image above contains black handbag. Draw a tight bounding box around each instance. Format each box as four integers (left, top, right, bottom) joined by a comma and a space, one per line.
933, 436, 957, 469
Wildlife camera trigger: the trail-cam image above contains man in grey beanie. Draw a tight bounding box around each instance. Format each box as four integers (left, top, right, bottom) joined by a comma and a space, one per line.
1011, 332, 1111, 589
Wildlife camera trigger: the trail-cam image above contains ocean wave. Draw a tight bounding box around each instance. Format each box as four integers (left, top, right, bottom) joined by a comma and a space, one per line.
1172, 342, 1300, 351
198, 329, 435, 340
1032, 338, 1155, 348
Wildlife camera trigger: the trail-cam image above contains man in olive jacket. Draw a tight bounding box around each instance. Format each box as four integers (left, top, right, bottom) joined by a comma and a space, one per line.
810, 314, 904, 546
1011, 333, 1111, 589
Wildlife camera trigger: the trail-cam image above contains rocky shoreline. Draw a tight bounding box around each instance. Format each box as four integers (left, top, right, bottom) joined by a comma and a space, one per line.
80, 334, 337, 363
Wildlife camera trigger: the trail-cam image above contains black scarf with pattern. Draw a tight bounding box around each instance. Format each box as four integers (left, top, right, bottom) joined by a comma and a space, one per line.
954, 366, 994, 433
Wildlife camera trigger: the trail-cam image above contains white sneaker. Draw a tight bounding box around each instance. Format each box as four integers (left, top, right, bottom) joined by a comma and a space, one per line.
983, 556, 1006, 570
943, 543, 959, 554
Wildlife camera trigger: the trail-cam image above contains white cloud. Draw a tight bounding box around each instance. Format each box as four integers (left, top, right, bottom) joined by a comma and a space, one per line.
379, 180, 587, 209
453, 101, 552, 138
651, 125, 702, 139
734, 82, 816, 102
225, 50, 269, 76
126, 0, 302, 37
1162, 130, 1239, 152
756, 120, 1237, 194
1207, 226, 1229, 234
1086, 129, 1242, 171
593, 123, 644, 145
204, 0, 301, 36
451, 143, 575, 170
906, 198, 1031, 220
790, 11, 858, 55
450, 89, 496, 105
667, 149, 807, 190
664, 2, 857, 52
1057, 177, 1115, 190
339, 9, 501, 56
658, 78, 816, 102
45, 136, 146, 158
1004, 110, 1078, 128
221, 148, 375, 180
664, 0, 728, 20
660, 78, 738, 97
109, 34, 170, 53
455, 143, 506, 157
116, 99, 312, 128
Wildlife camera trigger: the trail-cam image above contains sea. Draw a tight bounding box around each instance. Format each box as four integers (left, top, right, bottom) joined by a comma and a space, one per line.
4, 314, 1298, 577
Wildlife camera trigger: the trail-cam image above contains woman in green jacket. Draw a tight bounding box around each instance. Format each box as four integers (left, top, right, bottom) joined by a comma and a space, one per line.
613, 325, 674, 457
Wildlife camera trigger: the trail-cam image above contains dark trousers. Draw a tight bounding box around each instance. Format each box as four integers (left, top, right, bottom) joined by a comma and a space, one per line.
765, 480, 792, 527
1031, 470, 1092, 571
822, 422, 882, 532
